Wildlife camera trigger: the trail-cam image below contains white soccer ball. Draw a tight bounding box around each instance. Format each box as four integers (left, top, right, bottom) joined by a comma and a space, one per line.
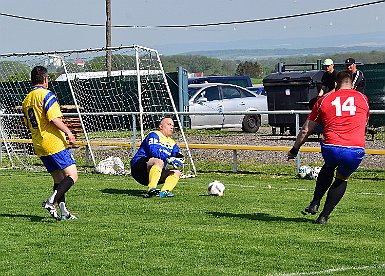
298, 165, 312, 179
208, 180, 225, 196
310, 166, 322, 180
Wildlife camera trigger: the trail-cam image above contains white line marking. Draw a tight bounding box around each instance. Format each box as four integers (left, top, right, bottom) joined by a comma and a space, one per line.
226, 184, 257, 188
268, 263, 385, 276
358, 192, 384, 196
0, 173, 383, 196
226, 184, 383, 196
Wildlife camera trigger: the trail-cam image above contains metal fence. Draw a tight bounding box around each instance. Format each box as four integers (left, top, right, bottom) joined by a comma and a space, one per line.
1, 110, 384, 173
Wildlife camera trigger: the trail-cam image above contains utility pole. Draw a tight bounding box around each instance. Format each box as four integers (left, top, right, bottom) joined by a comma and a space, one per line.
106, 0, 112, 76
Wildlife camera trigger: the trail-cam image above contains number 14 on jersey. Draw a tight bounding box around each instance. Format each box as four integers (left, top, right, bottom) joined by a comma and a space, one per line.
331, 96, 357, 116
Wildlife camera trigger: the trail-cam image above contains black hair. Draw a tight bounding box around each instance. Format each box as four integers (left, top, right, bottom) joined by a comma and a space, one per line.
31, 66, 48, 85
336, 70, 353, 84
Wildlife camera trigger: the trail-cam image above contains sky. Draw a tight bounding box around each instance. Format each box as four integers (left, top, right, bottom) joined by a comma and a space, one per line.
1, 0, 385, 55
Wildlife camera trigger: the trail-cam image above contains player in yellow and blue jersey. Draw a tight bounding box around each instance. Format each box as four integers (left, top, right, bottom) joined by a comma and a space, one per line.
130, 117, 184, 198
22, 66, 78, 221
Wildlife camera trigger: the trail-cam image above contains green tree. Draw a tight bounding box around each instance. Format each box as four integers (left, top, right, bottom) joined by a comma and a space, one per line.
235, 61, 263, 78
161, 55, 237, 75
0, 61, 30, 82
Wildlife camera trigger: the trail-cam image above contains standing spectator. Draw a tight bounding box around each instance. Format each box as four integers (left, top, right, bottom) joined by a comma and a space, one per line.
287, 70, 369, 224
345, 57, 366, 93
130, 117, 184, 198
318, 58, 337, 97
22, 66, 78, 221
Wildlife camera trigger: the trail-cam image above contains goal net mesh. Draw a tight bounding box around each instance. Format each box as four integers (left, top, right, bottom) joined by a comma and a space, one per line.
0, 45, 196, 177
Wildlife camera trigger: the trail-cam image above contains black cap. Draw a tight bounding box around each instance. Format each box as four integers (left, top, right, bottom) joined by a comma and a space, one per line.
345, 58, 355, 65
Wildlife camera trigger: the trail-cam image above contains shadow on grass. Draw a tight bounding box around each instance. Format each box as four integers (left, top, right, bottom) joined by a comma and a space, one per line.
101, 188, 144, 197
0, 213, 47, 222
196, 170, 282, 175
207, 211, 313, 223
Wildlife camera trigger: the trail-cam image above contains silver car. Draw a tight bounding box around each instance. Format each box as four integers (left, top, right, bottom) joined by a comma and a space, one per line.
188, 83, 268, 132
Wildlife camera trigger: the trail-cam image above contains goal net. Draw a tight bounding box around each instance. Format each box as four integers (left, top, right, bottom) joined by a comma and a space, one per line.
0, 45, 196, 177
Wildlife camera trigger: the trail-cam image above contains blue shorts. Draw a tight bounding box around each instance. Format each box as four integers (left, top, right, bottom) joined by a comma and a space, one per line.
321, 142, 365, 177
40, 148, 76, 173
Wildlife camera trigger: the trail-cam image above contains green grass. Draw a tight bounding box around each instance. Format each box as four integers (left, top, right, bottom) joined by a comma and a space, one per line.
0, 165, 384, 275
251, 77, 263, 85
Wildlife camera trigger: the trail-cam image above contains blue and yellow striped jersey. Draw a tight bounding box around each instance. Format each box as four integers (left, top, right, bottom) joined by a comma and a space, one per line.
130, 130, 180, 168
22, 86, 67, 157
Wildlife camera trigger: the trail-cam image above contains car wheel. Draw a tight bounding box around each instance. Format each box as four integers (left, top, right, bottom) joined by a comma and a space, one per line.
242, 115, 261, 133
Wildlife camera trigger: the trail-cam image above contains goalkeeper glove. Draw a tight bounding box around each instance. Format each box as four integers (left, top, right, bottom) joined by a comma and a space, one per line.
167, 156, 185, 169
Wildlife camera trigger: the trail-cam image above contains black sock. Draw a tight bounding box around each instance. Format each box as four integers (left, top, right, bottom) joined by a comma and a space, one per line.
321, 178, 347, 217
53, 183, 65, 203
311, 165, 335, 205
53, 176, 74, 203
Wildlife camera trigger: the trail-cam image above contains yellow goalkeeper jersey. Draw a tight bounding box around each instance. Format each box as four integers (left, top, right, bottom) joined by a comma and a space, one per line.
22, 86, 67, 157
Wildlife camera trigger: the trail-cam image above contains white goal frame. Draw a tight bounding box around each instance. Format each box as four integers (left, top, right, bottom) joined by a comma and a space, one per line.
0, 45, 196, 177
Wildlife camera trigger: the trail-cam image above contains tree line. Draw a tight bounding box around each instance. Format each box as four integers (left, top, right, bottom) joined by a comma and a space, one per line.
161, 55, 266, 78
160, 50, 385, 78
2, 50, 383, 82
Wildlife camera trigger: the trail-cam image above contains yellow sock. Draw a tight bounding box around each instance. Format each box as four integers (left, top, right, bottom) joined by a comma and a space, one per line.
148, 165, 162, 190
161, 173, 179, 192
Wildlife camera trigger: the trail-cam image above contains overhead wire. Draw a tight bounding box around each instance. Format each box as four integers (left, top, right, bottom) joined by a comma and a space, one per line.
0, 1, 383, 29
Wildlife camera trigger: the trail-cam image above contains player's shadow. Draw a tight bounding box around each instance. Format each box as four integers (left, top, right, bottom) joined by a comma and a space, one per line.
207, 211, 312, 223
100, 188, 145, 197
0, 213, 46, 223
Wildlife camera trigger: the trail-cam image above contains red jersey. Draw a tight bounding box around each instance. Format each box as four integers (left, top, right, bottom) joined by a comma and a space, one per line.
308, 89, 369, 148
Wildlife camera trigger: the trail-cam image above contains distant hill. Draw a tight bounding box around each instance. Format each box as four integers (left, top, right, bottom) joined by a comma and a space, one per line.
178, 46, 385, 60
155, 30, 385, 58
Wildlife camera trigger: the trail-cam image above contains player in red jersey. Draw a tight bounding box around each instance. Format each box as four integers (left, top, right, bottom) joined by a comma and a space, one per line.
288, 70, 370, 224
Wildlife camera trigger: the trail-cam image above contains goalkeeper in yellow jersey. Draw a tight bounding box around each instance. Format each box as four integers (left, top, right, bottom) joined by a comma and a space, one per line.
130, 117, 184, 198
22, 66, 78, 221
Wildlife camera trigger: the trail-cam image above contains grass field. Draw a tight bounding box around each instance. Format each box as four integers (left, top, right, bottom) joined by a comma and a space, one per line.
0, 164, 384, 275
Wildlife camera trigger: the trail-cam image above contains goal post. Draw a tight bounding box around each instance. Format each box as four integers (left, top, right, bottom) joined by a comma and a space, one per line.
0, 45, 196, 177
